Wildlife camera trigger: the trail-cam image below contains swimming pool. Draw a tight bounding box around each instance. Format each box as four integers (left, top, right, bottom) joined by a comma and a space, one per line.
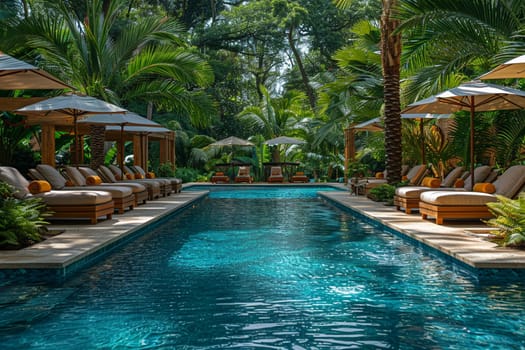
1, 186, 525, 349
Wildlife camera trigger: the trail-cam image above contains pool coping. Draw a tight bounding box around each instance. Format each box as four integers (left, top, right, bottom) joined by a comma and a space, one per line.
0, 191, 208, 274
2, 184, 525, 282
320, 191, 525, 270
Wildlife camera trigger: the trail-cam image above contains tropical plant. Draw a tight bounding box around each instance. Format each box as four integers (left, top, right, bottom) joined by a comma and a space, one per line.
0, 182, 50, 249
486, 193, 525, 248
367, 183, 396, 204
2, 0, 215, 168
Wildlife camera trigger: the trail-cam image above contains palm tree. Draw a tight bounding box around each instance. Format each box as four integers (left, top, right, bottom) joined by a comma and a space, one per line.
2, 0, 215, 168
334, 0, 402, 183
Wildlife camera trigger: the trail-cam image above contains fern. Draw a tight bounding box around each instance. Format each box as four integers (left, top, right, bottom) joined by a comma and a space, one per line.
485, 193, 525, 248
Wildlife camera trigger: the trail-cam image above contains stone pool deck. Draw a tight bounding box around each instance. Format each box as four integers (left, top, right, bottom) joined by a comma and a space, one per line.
1, 185, 525, 277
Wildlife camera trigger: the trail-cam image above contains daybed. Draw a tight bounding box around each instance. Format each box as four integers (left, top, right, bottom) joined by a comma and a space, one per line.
132, 165, 182, 193
393, 165, 476, 214
353, 164, 428, 195
108, 164, 171, 197
69, 166, 148, 206
211, 171, 229, 184
0, 166, 114, 224
35, 164, 135, 215
267, 166, 284, 183
290, 171, 309, 183
234, 166, 253, 183
419, 165, 525, 225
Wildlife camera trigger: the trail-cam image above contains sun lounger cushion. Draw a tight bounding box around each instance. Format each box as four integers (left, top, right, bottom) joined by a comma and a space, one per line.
28, 180, 52, 194
491, 165, 525, 198
36, 164, 68, 189
440, 166, 465, 188
421, 190, 498, 206
421, 177, 441, 188
473, 182, 496, 194
86, 175, 102, 185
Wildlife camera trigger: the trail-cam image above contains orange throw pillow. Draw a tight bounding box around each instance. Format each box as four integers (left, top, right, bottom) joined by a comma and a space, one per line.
375, 172, 384, 179
454, 178, 464, 188
401, 175, 408, 181
473, 182, 496, 194
296, 171, 304, 176
134, 173, 144, 179
215, 172, 224, 176
146, 172, 156, 179
421, 177, 441, 188
86, 175, 102, 185
125, 173, 135, 180
28, 180, 52, 194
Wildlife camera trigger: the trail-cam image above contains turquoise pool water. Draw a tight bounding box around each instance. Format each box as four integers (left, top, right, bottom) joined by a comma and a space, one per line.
1, 186, 525, 349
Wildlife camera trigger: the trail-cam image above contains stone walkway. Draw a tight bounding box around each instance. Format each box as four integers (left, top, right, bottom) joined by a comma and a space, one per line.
1, 185, 525, 279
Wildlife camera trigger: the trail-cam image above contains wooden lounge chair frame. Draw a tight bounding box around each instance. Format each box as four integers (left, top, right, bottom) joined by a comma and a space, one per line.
0, 166, 114, 224
36, 165, 135, 215
234, 166, 253, 183
268, 166, 284, 183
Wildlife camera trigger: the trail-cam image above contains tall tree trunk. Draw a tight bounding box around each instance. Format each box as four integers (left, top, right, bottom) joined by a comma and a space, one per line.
381, 0, 402, 184
287, 26, 316, 110
90, 125, 106, 169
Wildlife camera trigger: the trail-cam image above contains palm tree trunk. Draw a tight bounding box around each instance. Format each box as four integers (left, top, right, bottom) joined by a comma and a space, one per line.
89, 125, 106, 169
381, 0, 402, 184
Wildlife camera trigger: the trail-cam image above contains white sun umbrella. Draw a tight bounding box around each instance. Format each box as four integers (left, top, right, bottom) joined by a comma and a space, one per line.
16, 93, 127, 165
78, 112, 162, 173
264, 136, 306, 146
0, 53, 73, 90
402, 81, 525, 190
479, 55, 525, 80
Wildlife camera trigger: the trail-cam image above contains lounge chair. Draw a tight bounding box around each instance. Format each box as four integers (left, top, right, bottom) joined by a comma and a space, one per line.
354, 164, 428, 195
419, 165, 525, 225
211, 171, 229, 184
0, 166, 114, 224
234, 166, 253, 183
290, 171, 309, 183
267, 166, 284, 183
35, 164, 135, 214
394, 165, 476, 214
68, 166, 148, 206
98, 165, 161, 200
132, 165, 182, 193
108, 164, 171, 197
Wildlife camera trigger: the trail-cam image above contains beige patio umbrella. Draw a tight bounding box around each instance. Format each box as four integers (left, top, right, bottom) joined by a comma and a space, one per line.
78, 112, 163, 173
0, 52, 73, 90
16, 93, 127, 165
479, 55, 525, 80
402, 81, 525, 190
210, 136, 255, 180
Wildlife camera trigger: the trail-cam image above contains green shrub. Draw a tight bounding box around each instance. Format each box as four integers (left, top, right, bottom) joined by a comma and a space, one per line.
485, 193, 525, 248
157, 162, 176, 177
0, 182, 51, 249
175, 167, 199, 183
367, 184, 396, 205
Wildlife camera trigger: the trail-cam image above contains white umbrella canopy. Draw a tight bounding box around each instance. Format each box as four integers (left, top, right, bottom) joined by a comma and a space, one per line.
480, 55, 525, 80
210, 136, 254, 147
402, 81, 525, 189
264, 136, 306, 145
16, 93, 127, 164
0, 53, 73, 90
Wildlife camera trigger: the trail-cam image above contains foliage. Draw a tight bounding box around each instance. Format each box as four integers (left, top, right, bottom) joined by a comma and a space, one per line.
157, 162, 176, 177
486, 194, 525, 248
0, 182, 50, 250
346, 161, 370, 178
367, 183, 396, 204
174, 166, 199, 183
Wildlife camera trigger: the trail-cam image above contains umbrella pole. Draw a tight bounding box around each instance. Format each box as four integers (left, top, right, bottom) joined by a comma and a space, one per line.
469, 100, 475, 191
420, 119, 426, 164
73, 115, 78, 165
120, 125, 125, 176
